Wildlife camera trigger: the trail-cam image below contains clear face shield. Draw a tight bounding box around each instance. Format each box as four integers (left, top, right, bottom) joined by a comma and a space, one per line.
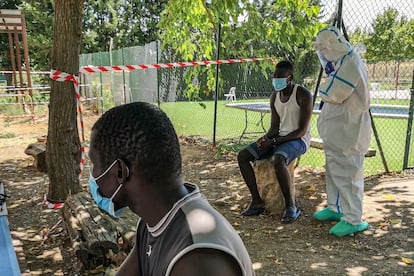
315, 48, 336, 75
314, 27, 363, 105
314, 27, 352, 73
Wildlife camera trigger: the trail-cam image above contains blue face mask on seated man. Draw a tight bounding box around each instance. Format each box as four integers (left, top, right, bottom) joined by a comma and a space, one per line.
88, 160, 127, 218
272, 77, 289, 91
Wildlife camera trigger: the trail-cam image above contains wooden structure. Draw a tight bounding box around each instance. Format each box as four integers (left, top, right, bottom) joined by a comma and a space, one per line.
0, 9, 33, 113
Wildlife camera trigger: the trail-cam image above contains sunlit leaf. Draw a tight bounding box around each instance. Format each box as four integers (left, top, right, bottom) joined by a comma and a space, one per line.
401, 257, 414, 265
274, 259, 284, 265
379, 221, 388, 227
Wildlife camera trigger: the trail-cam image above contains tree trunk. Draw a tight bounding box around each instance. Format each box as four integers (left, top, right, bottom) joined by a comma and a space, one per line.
47, 0, 84, 201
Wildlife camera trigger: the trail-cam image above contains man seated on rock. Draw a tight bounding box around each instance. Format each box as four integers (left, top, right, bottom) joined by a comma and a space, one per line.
88, 102, 255, 275
237, 60, 313, 223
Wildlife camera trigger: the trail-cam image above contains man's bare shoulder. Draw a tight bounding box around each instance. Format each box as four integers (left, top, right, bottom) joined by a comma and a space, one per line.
297, 85, 312, 96
169, 248, 243, 276
270, 91, 277, 101
295, 85, 313, 108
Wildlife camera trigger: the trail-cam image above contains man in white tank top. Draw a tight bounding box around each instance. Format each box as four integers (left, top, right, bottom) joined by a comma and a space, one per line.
238, 60, 313, 223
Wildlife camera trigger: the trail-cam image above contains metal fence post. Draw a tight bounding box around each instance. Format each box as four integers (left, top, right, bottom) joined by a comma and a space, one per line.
213, 22, 221, 147
403, 68, 414, 170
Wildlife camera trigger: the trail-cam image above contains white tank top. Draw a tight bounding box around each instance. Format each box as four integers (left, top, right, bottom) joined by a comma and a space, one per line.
274, 84, 311, 149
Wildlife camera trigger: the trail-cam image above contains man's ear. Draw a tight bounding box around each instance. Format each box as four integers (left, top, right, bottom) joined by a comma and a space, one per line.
116, 159, 130, 182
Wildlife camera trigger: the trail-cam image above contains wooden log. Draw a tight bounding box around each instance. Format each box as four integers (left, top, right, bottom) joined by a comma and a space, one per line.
62, 191, 138, 269
75, 193, 119, 253
114, 211, 137, 250
62, 196, 91, 267
253, 158, 295, 215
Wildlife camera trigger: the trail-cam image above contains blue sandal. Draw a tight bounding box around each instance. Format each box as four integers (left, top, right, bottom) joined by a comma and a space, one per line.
281, 206, 301, 224
241, 204, 265, 216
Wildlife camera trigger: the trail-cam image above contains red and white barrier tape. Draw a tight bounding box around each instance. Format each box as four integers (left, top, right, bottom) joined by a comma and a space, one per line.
46, 70, 86, 209
79, 57, 272, 74
50, 70, 86, 180
41, 218, 63, 245
43, 194, 64, 209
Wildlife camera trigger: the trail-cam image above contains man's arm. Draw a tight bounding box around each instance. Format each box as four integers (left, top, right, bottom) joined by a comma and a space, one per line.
266, 92, 280, 138
257, 92, 279, 150
169, 248, 243, 276
115, 244, 141, 276
274, 86, 313, 145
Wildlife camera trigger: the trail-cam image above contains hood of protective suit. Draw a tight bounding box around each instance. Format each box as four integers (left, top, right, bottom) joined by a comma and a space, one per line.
313, 26, 366, 104
314, 27, 352, 62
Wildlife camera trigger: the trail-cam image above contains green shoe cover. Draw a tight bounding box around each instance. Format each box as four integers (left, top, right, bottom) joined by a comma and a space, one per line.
329, 221, 369, 237
313, 208, 343, 222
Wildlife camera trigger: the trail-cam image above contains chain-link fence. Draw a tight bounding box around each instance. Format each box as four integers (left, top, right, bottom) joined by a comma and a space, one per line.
77, 0, 414, 176
2, 1, 413, 175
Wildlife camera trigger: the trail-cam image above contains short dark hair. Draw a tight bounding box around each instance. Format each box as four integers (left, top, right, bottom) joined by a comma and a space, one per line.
275, 60, 294, 75
91, 102, 181, 183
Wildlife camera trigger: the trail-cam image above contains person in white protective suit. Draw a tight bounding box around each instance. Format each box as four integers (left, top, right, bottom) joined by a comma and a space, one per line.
313, 26, 371, 237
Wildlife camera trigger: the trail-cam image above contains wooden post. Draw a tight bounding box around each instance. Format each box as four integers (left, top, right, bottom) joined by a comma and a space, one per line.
7, 32, 18, 98
14, 31, 23, 89
21, 17, 33, 115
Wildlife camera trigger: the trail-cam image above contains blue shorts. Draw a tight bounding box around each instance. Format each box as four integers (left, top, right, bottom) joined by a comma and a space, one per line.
245, 138, 307, 165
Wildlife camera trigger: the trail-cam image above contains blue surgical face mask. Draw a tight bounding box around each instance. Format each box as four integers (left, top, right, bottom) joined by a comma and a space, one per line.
88, 160, 127, 218
272, 77, 288, 91
316, 51, 335, 75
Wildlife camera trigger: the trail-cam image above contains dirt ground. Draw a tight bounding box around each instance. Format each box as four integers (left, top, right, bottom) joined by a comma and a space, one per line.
0, 114, 413, 275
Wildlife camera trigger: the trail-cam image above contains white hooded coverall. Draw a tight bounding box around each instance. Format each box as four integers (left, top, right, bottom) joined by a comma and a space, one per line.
315, 27, 371, 225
